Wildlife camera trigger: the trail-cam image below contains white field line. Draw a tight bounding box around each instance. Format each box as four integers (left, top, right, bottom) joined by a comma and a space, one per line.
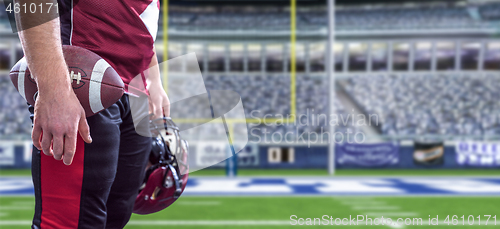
337, 198, 413, 228
364, 212, 419, 217
0, 206, 32, 210
352, 206, 400, 210
339, 201, 387, 205
0, 220, 30, 226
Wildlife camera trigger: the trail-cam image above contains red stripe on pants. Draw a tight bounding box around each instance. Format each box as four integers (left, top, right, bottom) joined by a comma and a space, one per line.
40, 135, 85, 229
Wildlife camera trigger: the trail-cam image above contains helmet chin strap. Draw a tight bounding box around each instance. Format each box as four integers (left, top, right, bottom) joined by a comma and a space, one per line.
166, 164, 183, 198
154, 118, 184, 198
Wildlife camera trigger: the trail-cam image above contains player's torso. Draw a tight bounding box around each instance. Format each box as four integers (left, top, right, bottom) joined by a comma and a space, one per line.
59, 0, 160, 93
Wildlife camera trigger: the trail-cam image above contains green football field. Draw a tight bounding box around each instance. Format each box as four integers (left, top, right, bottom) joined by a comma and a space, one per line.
1, 169, 500, 228
1, 196, 499, 228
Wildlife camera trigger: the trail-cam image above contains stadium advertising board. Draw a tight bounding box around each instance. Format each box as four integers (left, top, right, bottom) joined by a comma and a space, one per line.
456, 141, 500, 167
0, 142, 15, 166
195, 142, 258, 167
336, 142, 399, 167
24, 141, 32, 164
413, 141, 444, 166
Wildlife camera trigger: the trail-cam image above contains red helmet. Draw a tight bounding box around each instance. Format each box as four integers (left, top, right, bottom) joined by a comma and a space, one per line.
133, 117, 189, 215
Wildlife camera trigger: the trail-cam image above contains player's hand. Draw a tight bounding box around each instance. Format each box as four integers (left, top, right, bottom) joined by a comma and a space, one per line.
148, 83, 170, 119
145, 48, 168, 119
32, 83, 92, 165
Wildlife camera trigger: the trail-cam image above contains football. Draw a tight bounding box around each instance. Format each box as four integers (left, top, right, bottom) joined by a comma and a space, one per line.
9, 45, 124, 117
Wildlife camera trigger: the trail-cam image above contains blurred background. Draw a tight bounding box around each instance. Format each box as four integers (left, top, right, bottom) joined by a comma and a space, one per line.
1, 0, 500, 228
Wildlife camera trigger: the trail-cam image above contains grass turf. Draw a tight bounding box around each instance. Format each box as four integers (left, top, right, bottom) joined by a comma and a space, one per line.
1, 196, 499, 228
2, 169, 500, 228
3, 168, 500, 177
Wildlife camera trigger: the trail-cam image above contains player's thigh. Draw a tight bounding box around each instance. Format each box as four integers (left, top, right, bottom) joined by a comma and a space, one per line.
114, 129, 151, 192
105, 129, 150, 228
77, 105, 122, 228
82, 107, 122, 192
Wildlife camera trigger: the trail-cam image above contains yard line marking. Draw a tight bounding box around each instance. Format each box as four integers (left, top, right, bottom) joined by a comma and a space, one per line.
0, 220, 31, 225
364, 212, 419, 217
339, 201, 387, 205
388, 224, 405, 229
335, 197, 408, 228
352, 206, 400, 210
0, 206, 32, 210
177, 201, 221, 206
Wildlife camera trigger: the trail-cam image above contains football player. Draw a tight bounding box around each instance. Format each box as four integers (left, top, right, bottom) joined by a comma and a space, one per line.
14, 0, 169, 228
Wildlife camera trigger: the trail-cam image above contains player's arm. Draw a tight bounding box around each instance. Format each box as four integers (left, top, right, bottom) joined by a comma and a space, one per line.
15, 0, 92, 165
146, 47, 170, 118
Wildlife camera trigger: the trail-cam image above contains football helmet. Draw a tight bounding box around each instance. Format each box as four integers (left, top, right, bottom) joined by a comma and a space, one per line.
133, 117, 189, 215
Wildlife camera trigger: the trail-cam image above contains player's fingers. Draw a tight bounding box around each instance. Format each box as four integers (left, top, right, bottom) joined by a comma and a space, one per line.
31, 124, 42, 150
163, 102, 170, 117
148, 97, 161, 119
62, 133, 76, 166
154, 106, 163, 119
148, 99, 155, 115
52, 135, 64, 160
40, 131, 53, 156
78, 115, 92, 144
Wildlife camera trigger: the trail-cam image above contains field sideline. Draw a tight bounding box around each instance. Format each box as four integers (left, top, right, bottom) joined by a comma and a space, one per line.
1, 169, 500, 228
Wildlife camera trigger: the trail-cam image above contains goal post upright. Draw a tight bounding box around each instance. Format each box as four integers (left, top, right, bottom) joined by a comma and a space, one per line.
290, 0, 297, 118
327, 0, 336, 175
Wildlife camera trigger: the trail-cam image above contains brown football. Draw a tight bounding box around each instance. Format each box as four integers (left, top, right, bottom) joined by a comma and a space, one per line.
9, 45, 124, 117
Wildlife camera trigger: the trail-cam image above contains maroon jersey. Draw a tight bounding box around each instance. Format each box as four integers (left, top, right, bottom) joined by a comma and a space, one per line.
60, 0, 160, 94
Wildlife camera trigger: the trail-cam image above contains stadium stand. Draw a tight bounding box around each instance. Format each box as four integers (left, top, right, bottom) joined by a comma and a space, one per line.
479, 2, 500, 20
343, 73, 500, 138
0, 75, 31, 139
335, 6, 484, 31
164, 2, 500, 32
1, 2, 499, 32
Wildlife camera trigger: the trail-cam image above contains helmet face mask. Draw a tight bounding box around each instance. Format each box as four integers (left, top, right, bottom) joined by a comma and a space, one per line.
133, 117, 189, 215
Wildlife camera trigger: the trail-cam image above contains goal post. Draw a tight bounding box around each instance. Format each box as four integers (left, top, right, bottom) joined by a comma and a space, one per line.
159, 0, 306, 177
327, 0, 336, 175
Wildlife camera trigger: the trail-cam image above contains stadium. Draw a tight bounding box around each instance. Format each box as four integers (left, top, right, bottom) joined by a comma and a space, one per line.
1, 0, 500, 228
